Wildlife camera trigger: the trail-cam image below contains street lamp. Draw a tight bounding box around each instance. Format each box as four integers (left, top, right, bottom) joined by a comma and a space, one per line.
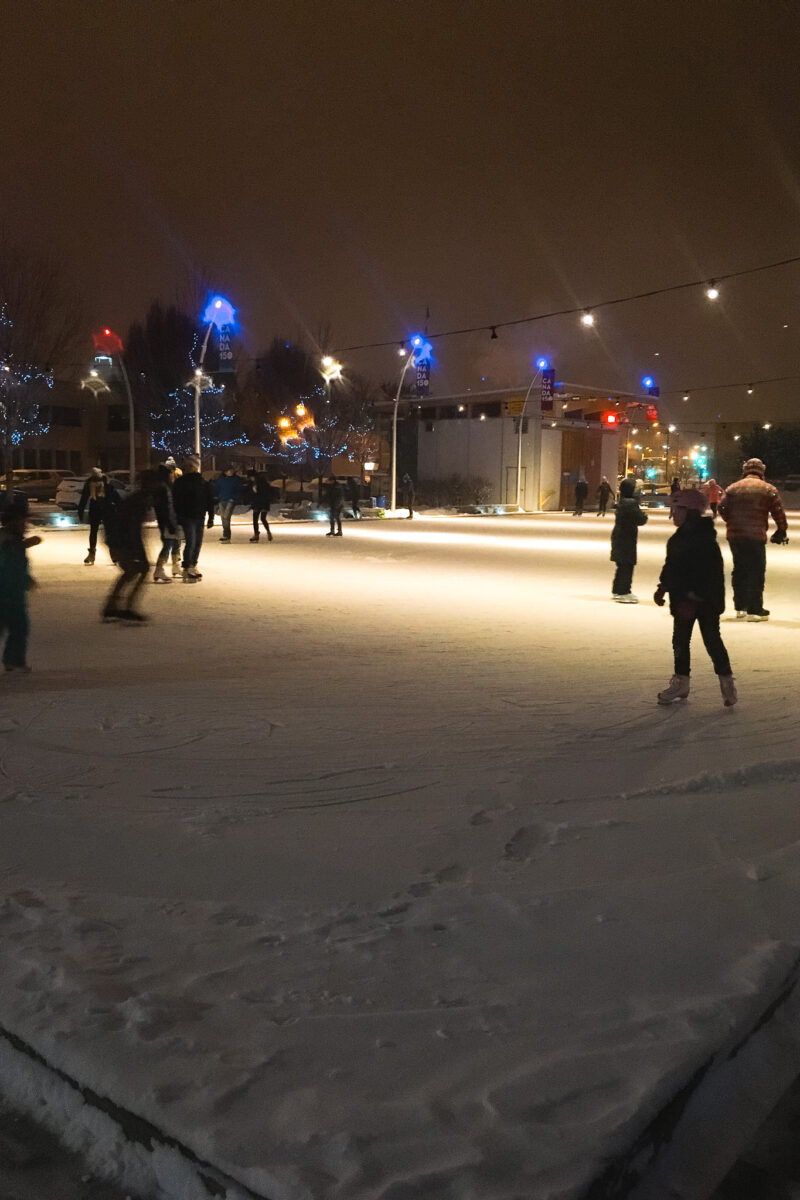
91, 329, 136, 483
514, 357, 548, 510
320, 355, 343, 407
390, 336, 430, 512
191, 295, 235, 465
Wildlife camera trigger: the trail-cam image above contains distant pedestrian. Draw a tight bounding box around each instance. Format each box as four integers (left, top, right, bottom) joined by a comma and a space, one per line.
78, 467, 119, 565
246, 470, 274, 543
325, 475, 344, 537
573, 476, 588, 516
653, 488, 736, 707
719, 457, 788, 621
0, 504, 41, 673
152, 462, 180, 583
346, 476, 362, 520
596, 476, 614, 516
102, 473, 155, 623
670, 477, 680, 495
610, 479, 648, 603
214, 466, 241, 543
702, 478, 724, 518
173, 456, 215, 581
401, 473, 415, 518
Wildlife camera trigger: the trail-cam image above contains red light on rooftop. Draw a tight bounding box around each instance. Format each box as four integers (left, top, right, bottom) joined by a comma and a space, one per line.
603, 412, 618, 426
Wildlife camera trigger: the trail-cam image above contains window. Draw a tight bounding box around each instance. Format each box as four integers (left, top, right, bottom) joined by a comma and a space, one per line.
107, 405, 129, 431
70, 451, 82, 473
513, 418, 529, 435
23, 449, 36, 468
425, 421, 435, 432
55, 450, 67, 469
50, 406, 81, 427
39, 450, 52, 468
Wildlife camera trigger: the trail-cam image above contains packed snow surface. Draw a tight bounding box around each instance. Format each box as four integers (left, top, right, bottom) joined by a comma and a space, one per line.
1, 512, 799, 1199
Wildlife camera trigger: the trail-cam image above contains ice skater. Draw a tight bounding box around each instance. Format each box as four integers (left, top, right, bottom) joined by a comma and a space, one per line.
653, 488, 736, 707
702, 477, 723, 518
102, 473, 155, 623
401, 473, 415, 518
596, 476, 614, 516
245, 470, 274, 542
719, 457, 788, 621
610, 478, 647, 602
214, 466, 241, 543
573, 476, 588, 515
78, 467, 119, 564
0, 504, 42, 673
346, 475, 362, 520
152, 461, 180, 583
173, 456, 215, 581
325, 475, 344, 536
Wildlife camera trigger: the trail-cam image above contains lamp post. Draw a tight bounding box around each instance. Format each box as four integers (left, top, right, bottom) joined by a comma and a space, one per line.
192, 296, 235, 466
515, 358, 548, 510
390, 336, 430, 512
92, 329, 136, 483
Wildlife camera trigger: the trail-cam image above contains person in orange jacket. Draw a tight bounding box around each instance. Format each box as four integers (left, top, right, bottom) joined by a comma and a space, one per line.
719, 458, 788, 621
701, 477, 724, 518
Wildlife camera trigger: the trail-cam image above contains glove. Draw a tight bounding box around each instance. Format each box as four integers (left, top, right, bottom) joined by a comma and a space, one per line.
770, 528, 789, 545
653, 586, 666, 607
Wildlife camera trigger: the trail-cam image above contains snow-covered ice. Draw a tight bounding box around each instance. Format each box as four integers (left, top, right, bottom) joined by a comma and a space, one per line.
1, 512, 799, 1199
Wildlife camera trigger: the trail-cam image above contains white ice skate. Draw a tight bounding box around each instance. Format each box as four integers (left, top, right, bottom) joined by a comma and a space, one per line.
657, 675, 690, 704
719, 675, 738, 707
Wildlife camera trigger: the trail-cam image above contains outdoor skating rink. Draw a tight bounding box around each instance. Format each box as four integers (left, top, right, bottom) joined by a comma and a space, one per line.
1, 511, 800, 1200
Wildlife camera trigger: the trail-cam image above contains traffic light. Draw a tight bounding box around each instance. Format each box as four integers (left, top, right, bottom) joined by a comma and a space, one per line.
603, 412, 618, 426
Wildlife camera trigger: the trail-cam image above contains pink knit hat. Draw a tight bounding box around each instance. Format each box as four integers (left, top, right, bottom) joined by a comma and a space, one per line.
670, 488, 708, 513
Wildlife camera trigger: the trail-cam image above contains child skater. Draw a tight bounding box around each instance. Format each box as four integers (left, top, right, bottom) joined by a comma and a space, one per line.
653, 488, 737, 707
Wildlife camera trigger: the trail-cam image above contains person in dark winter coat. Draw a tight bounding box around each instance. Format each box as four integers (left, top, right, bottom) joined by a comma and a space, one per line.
610, 478, 648, 602
573, 477, 588, 515
653, 488, 736, 707
172, 456, 215, 580
346, 476, 362, 520
596, 476, 614, 516
152, 463, 180, 583
78, 468, 119, 564
401, 474, 415, 518
325, 475, 345, 536
102, 474, 156, 622
214, 467, 241, 543
0, 505, 41, 672
246, 470, 275, 542
670, 477, 680, 494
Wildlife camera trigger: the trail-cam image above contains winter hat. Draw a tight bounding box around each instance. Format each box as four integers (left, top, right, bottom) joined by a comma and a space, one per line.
163, 456, 177, 469
185, 454, 201, 470
743, 457, 766, 478
670, 488, 708, 513
619, 478, 636, 498
91, 466, 103, 477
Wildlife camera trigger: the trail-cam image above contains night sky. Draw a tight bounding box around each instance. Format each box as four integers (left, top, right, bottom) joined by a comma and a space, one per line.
6, 1, 800, 425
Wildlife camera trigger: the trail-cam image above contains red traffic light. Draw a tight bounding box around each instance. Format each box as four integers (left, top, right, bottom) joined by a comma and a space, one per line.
603, 412, 618, 426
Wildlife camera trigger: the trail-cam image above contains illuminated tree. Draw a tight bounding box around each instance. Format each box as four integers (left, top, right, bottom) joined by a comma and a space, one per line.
0, 243, 84, 491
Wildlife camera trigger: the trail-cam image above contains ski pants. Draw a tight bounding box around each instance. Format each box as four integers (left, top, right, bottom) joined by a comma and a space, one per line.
0, 599, 29, 668
672, 610, 732, 677
729, 539, 766, 613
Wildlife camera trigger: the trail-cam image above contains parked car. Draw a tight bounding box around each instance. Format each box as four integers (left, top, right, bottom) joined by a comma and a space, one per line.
56, 470, 131, 512
637, 484, 672, 509
12, 469, 75, 502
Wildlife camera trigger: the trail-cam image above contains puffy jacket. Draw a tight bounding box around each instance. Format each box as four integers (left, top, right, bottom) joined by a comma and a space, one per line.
610, 497, 648, 565
659, 513, 725, 615
702, 479, 724, 505
104, 491, 150, 562
173, 473, 216, 524
247, 474, 276, 508
214, 473, 241, 503
719, 475, 787, 543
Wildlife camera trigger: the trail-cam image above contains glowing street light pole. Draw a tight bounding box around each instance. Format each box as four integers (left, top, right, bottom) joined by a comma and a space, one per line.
92, 329, 136, 483
193, 296, 236, 465
390, 336, 431, 513
515, 357, 548, 510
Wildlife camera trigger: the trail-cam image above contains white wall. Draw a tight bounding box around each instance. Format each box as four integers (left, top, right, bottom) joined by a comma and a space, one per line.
539, 427, 563, 510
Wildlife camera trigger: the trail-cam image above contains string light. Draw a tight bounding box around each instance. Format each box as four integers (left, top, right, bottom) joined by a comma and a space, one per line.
705, 282, 720, 300
682, 392, 690, 401
580, 311, 595, 327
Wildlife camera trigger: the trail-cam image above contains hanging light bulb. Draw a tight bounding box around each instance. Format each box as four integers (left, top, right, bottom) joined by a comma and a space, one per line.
580, 311, 595, 327
705, 282, 719, 300
490, 327, 498, 340
682, 392, 690, 402
397, 344, 407, 357
747, 386, 754, 395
